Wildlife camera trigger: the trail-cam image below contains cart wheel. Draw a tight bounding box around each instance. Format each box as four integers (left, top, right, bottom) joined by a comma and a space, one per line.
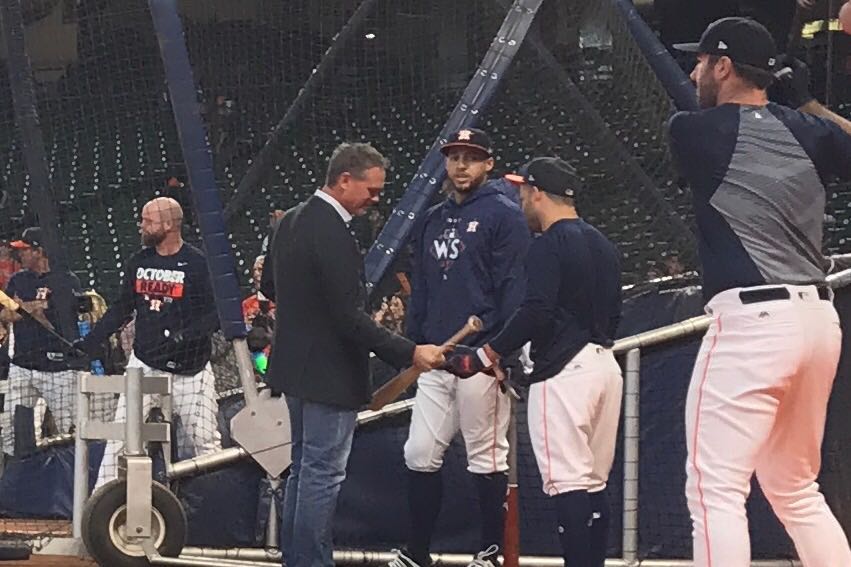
82, 479, 186, 567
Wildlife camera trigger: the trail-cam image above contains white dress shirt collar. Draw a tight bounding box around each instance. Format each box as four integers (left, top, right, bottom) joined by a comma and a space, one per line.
315, 189, 353, 224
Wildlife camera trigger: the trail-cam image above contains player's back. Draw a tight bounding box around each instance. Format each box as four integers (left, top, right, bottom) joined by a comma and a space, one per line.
525, 218, 621, 382
669, 103, 851, 299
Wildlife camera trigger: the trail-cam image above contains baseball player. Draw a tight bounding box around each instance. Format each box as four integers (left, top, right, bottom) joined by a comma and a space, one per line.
669, 18, 851, 566
77, 197, 222, 487
390, 129, 530, 567
445, 157, 623, 567
0, 227, 82, 456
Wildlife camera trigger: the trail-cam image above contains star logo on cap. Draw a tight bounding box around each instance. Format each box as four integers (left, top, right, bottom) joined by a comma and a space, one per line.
458, 130, 472, 141
718, 40, 728, 49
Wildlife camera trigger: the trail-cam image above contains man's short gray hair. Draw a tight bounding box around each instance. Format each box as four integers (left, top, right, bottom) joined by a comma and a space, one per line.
325, 143, 390, 186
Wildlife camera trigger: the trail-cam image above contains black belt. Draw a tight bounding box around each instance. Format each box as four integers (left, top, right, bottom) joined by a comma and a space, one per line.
738, 286, 831, 305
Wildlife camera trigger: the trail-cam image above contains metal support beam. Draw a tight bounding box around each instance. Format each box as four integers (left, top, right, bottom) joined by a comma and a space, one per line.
622, 349, 641, 563
72, 374, 90, 539
178, 548, 802, 567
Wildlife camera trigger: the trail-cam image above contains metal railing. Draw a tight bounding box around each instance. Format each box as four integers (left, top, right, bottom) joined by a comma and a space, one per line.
167, 277, 851, 567
37, 272, 851, 565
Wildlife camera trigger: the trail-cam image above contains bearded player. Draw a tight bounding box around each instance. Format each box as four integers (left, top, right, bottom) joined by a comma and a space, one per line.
389, 129, 531, 567
669, 17, 851, 566
77, 196, 222, 487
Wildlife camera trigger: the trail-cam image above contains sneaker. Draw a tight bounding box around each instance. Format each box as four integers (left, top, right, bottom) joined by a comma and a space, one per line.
467, 544, 500, 567
388, 549, 432, 567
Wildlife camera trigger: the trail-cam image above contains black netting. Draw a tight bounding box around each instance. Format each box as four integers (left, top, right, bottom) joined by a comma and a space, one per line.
477, 0, 698, 285
0, 0, 848, 556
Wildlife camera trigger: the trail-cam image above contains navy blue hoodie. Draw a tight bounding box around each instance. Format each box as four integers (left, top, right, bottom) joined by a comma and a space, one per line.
406, 180, 531, 347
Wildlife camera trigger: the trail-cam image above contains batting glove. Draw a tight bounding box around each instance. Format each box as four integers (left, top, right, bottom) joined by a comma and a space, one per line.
771, 55, 814, 110
443, 345, 494, 379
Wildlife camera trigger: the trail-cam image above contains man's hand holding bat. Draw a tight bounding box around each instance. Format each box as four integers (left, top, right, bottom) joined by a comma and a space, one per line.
368, 316, 482, 411
369, 315, 522, 410
442, 342, 523, 401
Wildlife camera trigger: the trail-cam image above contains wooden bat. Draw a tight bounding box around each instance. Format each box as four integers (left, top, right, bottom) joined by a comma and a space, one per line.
368, 315, 483, 411
787, 2, 808, 55
0, 287, 76, 350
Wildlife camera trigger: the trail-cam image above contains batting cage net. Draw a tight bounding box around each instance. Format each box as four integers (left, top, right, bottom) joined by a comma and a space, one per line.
0, 0, 848, 560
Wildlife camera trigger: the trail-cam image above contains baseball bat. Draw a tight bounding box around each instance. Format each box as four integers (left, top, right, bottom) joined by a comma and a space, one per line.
0, 287, 77, 350
774, 4, 814, 88
368, 315, 483, 411
787, 2, 809, 55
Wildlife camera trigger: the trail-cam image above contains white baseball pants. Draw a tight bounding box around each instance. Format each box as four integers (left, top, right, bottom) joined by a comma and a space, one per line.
686, 284, 851, 567
1, 365, 78, 455
404, 369, 509, 474
527, 343, 623, 495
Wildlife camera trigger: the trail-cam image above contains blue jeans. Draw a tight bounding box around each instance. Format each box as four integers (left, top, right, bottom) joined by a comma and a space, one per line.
280, 396, 357, 567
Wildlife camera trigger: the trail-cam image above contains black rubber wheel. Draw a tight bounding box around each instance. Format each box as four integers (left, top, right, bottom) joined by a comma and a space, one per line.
81, 479, 186, 567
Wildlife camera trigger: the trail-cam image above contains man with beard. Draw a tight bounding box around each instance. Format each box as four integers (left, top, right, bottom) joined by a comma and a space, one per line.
668, 17, 851, 566
0, 227, 82, 456
389, 129, 530, 567
77, 196, 222, 487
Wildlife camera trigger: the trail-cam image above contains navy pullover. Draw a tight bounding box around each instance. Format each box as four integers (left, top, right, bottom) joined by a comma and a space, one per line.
406, 180, 531, 347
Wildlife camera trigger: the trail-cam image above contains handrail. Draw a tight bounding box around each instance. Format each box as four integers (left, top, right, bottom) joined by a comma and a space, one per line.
613, 268, 851, 354
613, 315, 710, 354
827, 266, 851, 289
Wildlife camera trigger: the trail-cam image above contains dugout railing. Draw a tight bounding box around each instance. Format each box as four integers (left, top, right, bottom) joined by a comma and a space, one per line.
53, 273, 851, 567
178, 271, 851, 567
21, 267, 851, 566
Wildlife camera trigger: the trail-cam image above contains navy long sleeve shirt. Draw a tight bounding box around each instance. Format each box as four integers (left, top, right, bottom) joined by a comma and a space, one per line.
5, 269, 81, 371
668, 103, 851, 300
490, 218, 622, 383
82, 243, 219, 375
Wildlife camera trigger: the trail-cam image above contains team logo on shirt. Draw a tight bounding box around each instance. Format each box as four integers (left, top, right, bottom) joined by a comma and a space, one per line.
467, 221, 479, 233
430, 227, 466, 271
35, 287, 50, 301
134, 267, 186, 311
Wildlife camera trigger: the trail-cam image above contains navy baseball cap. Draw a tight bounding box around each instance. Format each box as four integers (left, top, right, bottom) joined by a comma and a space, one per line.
505, 157, 582, 198
10, 227, 44, 249
673, 17, 777, 72
440, 128, 493, 157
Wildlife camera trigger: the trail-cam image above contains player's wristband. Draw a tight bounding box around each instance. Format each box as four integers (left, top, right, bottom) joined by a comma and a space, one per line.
476, 347, 494, 368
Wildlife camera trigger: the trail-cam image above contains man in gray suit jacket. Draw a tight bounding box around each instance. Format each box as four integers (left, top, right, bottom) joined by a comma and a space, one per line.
261, 142, 446, 567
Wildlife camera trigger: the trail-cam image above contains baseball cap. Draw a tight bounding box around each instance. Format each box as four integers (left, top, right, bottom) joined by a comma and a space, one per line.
505, 157, 582, 198
10, 227, 44, 249
673, 17, 777, 72
440, 128, 493, 157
